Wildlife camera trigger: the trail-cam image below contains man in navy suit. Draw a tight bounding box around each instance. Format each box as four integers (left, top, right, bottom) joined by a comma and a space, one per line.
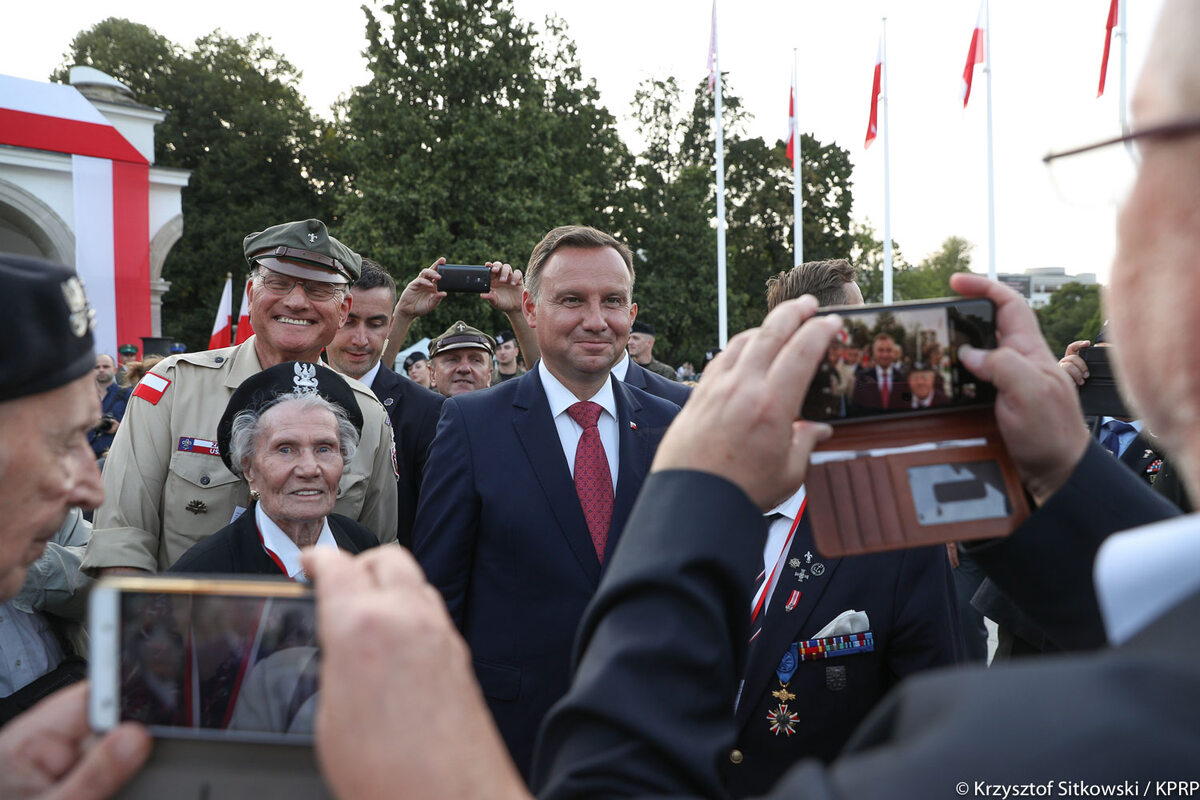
412, 225, 680, 779
850, 333, 908, 415
326, 260, 444, 549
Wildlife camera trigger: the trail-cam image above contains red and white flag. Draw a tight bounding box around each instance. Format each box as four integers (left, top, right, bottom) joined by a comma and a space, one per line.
0, 75, 151, 359
865, 36, 883, 148
786, 80, 797, 166
706, 1, 718, 93
960, 0, 987, 108
1098, 0, 1119, 97
208, 276, 233, 349
234, 278, 255, 344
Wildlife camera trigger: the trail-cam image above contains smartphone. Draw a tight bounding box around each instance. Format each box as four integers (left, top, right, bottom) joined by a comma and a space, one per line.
804, 297, 997, 423
436, 264, 491, 293
89, 576, 317, 744
1078, 345, 1130, 418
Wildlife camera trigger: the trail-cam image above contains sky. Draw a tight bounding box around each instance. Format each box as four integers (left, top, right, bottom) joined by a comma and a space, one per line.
3, 0, 1166, 286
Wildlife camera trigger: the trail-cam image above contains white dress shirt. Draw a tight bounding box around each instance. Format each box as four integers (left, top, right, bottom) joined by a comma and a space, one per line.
1098, 417, 1144, 459
612, 351, 632, 382
538, 360, 620, 490
359, 360, 383, 392
255, 503, 339, 583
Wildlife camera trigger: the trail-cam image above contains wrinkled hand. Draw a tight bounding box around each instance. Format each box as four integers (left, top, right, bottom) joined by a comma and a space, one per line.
395, 259, 448, 321
950, 273, 1090, 505
652, 296, 840, 510
481, 262, 524, 314
1058, 339, 1091, 386
304, 548, 528, 800
0, 682, 151, 800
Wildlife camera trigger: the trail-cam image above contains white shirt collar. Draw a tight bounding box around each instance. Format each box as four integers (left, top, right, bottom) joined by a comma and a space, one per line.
765, 486, 807, 520
612, 351, 631, 381
1094, 512, 1200, 645
538, 360, 617, 420
254, 502, 338, 582
359, 360, 383, 390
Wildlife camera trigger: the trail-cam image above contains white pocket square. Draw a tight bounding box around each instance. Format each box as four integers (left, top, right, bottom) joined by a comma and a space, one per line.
810, 609, 870, 638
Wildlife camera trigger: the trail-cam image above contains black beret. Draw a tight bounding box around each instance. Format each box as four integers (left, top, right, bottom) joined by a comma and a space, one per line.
631, 321, 656, 336
494, 330, 517, 346
403, 351, 428, 371
0, 254, 96, 403
217, 361, 364, 475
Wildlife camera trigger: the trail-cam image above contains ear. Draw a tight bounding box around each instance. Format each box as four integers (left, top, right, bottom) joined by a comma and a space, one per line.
629, 302, 638, 326
338, 292, 352, 327
522, 289, 537, 329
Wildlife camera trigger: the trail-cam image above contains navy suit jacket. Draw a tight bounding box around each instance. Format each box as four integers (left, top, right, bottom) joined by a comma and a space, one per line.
370, 364, 445, 549
622, 362, 692, 406
413, 367, 680, 779
726, 514, 961, 797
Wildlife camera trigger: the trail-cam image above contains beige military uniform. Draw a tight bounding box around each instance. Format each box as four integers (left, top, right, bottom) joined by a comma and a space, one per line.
81, 337, 398, 573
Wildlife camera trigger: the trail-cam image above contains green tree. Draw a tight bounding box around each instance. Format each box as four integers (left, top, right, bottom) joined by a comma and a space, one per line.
895, 236, 975, 300
1036, 282, 1102, 356
848, 221, 906, 303
55, 19, 337, 349
335, 0, 631, 343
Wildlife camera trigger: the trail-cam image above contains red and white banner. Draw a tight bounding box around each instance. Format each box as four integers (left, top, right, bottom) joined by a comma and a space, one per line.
706, 1, 718, 94
1098, 0, 1119, 97
0, 75, 150, 359
960, 1, 987, 108
208, 276, 233, 349
234, 278, 255, 344
786, 81, 797, 166
865, 36, 883, 149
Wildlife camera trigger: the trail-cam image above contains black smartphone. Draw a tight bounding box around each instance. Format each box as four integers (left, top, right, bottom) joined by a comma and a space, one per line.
1078, 345, 1129, 418
436, 264, 491, 293
804, 297, 998, 423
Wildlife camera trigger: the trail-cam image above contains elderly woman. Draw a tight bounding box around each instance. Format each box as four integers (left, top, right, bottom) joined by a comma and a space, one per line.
170, 362, 380, 579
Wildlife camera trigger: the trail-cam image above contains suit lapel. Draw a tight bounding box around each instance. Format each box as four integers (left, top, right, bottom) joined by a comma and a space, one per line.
1120, 433, 1155, 476
609, 378, 648, 559
736, 512, 843, 728
511, 373, 602, 586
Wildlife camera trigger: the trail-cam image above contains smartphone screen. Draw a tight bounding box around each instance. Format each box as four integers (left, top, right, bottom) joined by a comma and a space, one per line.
90, 578, 316, 743
805, 297, 997, 423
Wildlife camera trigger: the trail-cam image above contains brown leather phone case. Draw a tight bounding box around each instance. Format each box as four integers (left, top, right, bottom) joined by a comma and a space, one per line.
806, 407, 1029, 557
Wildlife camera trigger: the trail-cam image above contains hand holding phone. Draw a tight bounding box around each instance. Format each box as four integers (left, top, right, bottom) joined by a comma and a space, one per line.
435, 264, 491, 293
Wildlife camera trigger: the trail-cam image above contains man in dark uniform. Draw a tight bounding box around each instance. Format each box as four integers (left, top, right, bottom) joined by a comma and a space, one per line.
492, 330, 526, 385
626, 321, 677, 381
327, 259, 445, 549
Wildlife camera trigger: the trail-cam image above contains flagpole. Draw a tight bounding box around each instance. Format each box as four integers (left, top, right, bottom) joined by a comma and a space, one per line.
878, 20, 892, 304
1118, 0, 1129, 138
226, 272, 236, 342
792, 49, 803, 266
714, 2, 728, 347
983, 0, 997, 281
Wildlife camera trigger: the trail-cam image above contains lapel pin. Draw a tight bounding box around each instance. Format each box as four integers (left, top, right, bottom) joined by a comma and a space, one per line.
810, 563, 825, 576
785, 589, 801, 612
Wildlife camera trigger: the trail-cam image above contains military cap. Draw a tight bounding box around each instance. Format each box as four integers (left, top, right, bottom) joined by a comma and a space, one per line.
169, 343, 187, 354
403, 351, 428, 371
243, 219, 362, 284
910, 361, 935, 373
0, 254, 96, 403
217, 361, 364, 475
118, 343, 139, 357
631, 321, 656, 336
495, 330, 517, 346
429, 321, 496, 358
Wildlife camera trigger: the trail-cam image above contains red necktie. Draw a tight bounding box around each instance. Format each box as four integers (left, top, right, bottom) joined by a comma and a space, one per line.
880, 369, 890, 408
567, 401, 613, 562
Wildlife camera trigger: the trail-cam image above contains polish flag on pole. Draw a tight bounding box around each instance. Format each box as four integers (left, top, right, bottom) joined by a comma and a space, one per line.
865, 36, 883, 148
1097, 0, 1119, 97
234, 278, 255, 344
960, 0, 987, 108
786, 82, 797, 166
0, 75, 150, 359
208, 275, 233, 349
706, 1, 718, 93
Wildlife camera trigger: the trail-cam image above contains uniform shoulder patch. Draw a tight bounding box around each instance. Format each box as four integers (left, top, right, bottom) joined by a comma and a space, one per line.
131, 372, 171, 405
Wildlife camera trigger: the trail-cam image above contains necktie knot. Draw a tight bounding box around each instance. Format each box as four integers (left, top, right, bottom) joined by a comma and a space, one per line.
1106, 420, 1135, 435
567, 401, 603, 429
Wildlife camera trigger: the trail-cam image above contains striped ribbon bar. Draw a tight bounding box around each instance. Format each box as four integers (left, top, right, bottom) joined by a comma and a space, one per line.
794, 632, 874, 662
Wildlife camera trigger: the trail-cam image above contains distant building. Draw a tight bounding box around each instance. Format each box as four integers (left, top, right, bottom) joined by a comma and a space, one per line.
996, 267, 1097, 309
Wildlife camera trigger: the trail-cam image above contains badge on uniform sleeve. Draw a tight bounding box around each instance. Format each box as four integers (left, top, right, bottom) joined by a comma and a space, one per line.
132, 372, 171, 405
178, 437, 221, 456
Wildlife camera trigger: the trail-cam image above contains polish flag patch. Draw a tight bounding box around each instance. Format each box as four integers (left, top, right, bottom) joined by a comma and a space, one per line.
132, 372, 170, 405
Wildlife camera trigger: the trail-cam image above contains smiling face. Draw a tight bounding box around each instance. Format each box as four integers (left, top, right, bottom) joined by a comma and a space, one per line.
909, 370, 936, 400
872, 337, 895, 369
248, 264, 351, 367
0, 374, 104, 599
430, 348, 493, 397
523, 246, 636, 397
244, 401, 343, 541
327, 286, 393, 380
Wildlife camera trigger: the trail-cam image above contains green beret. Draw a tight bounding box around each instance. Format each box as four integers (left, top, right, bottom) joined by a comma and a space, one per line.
243, 219, 362, 283
430, 321, 496, 358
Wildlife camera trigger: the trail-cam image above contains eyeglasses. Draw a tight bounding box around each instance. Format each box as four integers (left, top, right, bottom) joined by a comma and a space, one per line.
1043, 116, 1200, 164
255, 268, 344, 302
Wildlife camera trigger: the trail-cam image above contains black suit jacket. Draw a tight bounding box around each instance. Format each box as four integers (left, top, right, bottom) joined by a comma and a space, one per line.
533, 450, 1194, 798
370, 364, 445, 549
849, 365, 908, 416
622, 362, 692, 406
413, 367, 680, 779
726, 513, 961, 797
169, 508, 379, 576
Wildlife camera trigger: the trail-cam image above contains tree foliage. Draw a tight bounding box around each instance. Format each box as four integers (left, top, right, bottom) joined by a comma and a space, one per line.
55, 18, 336, 349
895, 236, 975, 300
1036, 282, 1103, 357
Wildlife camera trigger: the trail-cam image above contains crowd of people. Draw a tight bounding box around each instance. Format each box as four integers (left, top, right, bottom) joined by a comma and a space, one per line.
1, 0, 1199, 796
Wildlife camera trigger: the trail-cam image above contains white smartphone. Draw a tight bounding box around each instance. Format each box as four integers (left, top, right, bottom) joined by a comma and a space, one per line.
89, 575, 317, 744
